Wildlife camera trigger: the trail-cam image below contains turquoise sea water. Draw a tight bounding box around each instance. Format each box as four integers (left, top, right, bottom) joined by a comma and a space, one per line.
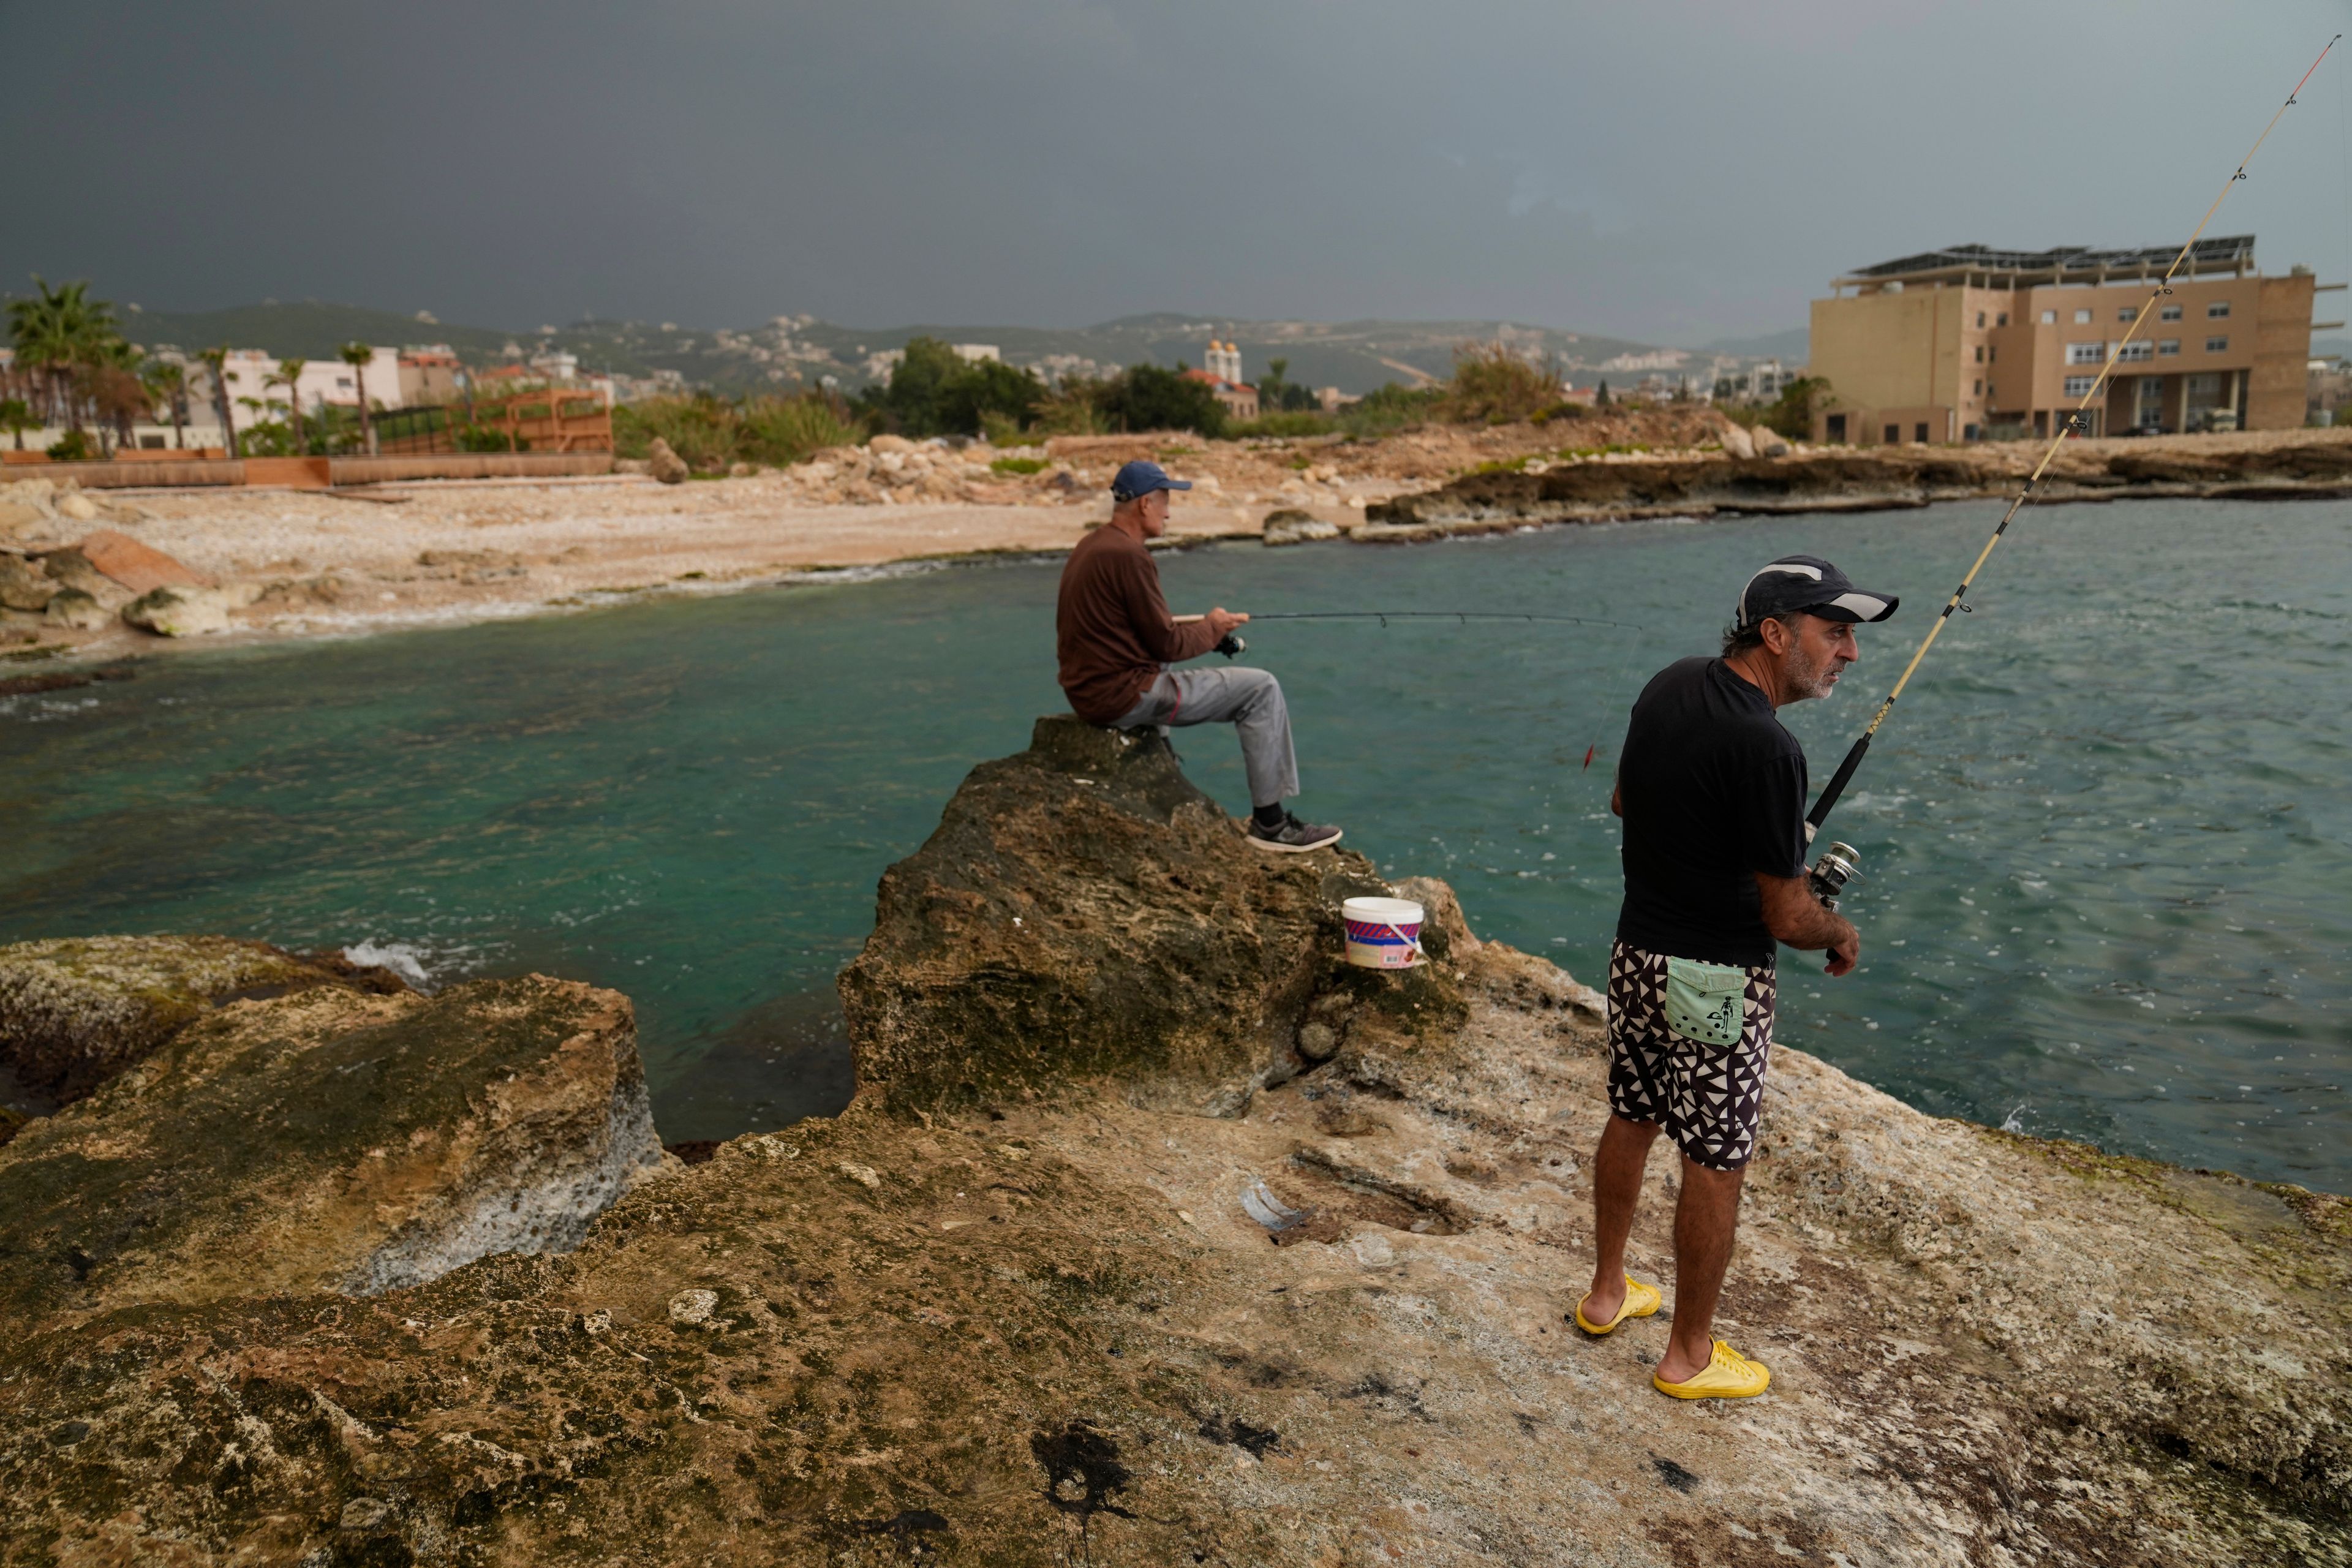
4, 499, 2346, 1188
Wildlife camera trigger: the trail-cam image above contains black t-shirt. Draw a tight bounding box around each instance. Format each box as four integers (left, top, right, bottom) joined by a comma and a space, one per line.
1614, 656, 1809, 967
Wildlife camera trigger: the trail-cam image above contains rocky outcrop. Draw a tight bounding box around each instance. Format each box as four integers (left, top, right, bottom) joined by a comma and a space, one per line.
0, 935, 365, 1101
121, 581, 236, 635
0, 974, 665, 1323
0, 737, 2345, 1566
1261, 507, 1341, 546
842, 716, 1411, 1114
1363, 439, 2352, 537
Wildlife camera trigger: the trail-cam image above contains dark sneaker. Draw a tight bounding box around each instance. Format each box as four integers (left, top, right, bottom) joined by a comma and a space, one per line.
1246, 812, 1343, 854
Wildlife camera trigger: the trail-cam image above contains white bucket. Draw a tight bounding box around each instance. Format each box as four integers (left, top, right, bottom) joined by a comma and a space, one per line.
1341, 896, 1425, 970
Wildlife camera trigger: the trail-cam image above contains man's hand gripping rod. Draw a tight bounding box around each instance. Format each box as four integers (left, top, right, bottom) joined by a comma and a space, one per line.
1798, 31, 2340, 910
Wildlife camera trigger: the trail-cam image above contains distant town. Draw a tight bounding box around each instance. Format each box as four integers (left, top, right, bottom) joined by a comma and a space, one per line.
2, 229, 2343, 467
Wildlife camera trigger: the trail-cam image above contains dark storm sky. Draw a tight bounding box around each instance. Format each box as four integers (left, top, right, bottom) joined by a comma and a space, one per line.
5, 0, 2349, 342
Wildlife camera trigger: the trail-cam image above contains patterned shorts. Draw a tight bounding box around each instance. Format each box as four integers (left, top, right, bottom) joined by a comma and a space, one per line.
1605, 939, 1776, 1172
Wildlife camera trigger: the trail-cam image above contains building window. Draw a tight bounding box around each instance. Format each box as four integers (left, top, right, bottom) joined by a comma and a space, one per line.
1997, 312, 2009, 326
1915, 422, 1930, 442
1882, 424, 1899, 445
2074, 308, 2095, 323
2040, 309, 2057, 325
2207, 301, 2231, 318
1975, 345, 1985, 362
2158, 339, 2181, 356
2066, 342, 2107, 365
2160, 303, 2183, 321
2116, 341, 2152, 363
2206, 336, 2229, 353
1973, 379, 1983, 396
1975, 311, 1986, 328
2064, 374, 2100, 397
2118, 306, 2137, 322
1989, 346, 1998, 362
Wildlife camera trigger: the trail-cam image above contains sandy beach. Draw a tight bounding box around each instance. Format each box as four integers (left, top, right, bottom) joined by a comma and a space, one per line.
6, 413, 2350, 666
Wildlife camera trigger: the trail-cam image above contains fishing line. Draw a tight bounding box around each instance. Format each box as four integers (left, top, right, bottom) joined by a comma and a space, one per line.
1191, 609, 1649, 768
1802, 31, 2342, 880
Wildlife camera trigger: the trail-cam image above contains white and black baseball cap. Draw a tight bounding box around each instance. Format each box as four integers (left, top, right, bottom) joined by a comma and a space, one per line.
1734, 554, 1899, 630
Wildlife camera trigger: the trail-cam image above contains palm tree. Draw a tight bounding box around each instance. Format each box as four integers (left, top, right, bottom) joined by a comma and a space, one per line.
0, 396, 34, 450
145, 360, 190, 449
339, 341, 377, 454
270, 357, 307, 453
5, 276, 120, 434
198, 345, 239, 457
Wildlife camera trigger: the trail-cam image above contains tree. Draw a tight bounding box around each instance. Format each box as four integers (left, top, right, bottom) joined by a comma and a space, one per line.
1096, 363, 1226, 437
198, 345, 239, 457
1259, 356, 1315, 415
0, 397, 33, 450
271, 358, 307, 453
145, 360, 189, 449
6, 275, 121, 434
1596, 380, 1612, 407
859, 337, 1046, 438
339, 341, 377, 454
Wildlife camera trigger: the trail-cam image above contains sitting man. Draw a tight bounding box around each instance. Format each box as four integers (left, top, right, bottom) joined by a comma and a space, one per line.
1055, 459, 1341, 853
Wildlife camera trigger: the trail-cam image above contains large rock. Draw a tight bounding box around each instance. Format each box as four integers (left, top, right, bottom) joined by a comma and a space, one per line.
0, 935, 358, 1101
1261, 507, 1341, 546
840, 715, 1409, 1114
0, 974, 663, 1320
1715, 421, 1757, 459
121, 582, 235, 635
0, 551, 54, 610
1751, 424, 1792, 457
40, 587, 108, 630
644, 436, 690, 484
77, 527, 206, 595
42, 544, 134, 606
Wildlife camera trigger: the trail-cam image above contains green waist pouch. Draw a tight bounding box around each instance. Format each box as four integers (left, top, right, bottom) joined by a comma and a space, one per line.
1662, 956, 1747, 1047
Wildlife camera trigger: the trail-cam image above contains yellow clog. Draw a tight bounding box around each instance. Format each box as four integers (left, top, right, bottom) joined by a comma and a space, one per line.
1652, 1339, 1771, 1400
1572, 1273, 1661, 1335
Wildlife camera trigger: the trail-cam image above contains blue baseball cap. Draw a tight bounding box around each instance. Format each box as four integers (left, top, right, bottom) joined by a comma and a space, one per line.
1110, 459, 1193, 502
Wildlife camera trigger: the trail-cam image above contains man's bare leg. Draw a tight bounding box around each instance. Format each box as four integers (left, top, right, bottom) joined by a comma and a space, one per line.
1582, 1113, 1660, 1324
1654, 1158, 1747, 1383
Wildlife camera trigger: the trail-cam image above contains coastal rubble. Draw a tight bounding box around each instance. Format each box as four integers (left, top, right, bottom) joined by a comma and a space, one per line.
0, 726, 2345, 1564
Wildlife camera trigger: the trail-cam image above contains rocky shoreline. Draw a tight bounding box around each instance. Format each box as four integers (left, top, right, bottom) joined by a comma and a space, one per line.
1, 720, 2345, 1564
10, 422, 2352, 671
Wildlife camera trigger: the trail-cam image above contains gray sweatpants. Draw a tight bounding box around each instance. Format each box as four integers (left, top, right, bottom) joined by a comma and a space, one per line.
1114, 666, 1300, 809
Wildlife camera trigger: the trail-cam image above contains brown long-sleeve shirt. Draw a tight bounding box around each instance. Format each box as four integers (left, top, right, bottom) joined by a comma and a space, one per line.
1055, 522, 1219, 723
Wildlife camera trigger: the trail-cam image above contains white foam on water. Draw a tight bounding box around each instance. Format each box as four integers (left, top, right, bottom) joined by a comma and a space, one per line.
344, 941, 435, 991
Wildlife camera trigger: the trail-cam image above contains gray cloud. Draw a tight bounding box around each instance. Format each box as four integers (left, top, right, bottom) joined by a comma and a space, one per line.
4, 0, 2346, 343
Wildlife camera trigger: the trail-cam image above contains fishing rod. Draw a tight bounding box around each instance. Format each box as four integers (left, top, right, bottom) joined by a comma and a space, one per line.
1798, 32, 2341, 909
1177, 609, 1649, 767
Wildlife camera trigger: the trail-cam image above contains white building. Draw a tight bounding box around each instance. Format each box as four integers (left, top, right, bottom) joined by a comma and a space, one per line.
951, 344, 1001, 364
1204, 339, 1244, 382
216, 347, 404, 421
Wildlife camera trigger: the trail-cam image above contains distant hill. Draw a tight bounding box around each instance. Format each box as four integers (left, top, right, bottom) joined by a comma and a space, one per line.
1695, 326, 1807, 362
116, 300, 1784, 397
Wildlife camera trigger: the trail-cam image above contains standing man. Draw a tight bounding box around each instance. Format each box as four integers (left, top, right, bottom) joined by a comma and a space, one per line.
1575, 554, 1896, 1399
1056, 459, 1342, 853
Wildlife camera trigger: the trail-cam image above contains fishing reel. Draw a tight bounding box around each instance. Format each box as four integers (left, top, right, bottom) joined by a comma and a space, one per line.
1215, 632, 1247, 658
1807, 841, 1863, 911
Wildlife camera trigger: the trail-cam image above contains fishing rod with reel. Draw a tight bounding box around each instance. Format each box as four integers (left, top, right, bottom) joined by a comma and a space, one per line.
1796, 32, 2340, 914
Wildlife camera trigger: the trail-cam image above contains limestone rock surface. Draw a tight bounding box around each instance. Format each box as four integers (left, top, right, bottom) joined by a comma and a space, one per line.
0, 934, 357, 1101
40, 587, 107, 629
841, 715, 1400, 1114
1716, 421, 1757, 459
0, 742, 2344, 1567
0, 974, 663, 1324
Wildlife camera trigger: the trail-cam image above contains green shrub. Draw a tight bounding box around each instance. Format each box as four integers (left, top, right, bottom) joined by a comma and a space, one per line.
990, 455, 1048, 475
737, 393, 859, 465
44, 429, 94, 461
616, 391, 855, 470
1095, 363, 1226, 437
1529, 400, 1593, 426
1336, 382, 1441, 439
1439, 342, 1562, 424
1227, 410, 1336, 439
455, 423, 524, 453
857, 337, 1046, 439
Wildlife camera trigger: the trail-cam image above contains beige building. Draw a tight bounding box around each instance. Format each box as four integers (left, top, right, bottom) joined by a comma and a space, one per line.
1808, 237, 2337, 443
